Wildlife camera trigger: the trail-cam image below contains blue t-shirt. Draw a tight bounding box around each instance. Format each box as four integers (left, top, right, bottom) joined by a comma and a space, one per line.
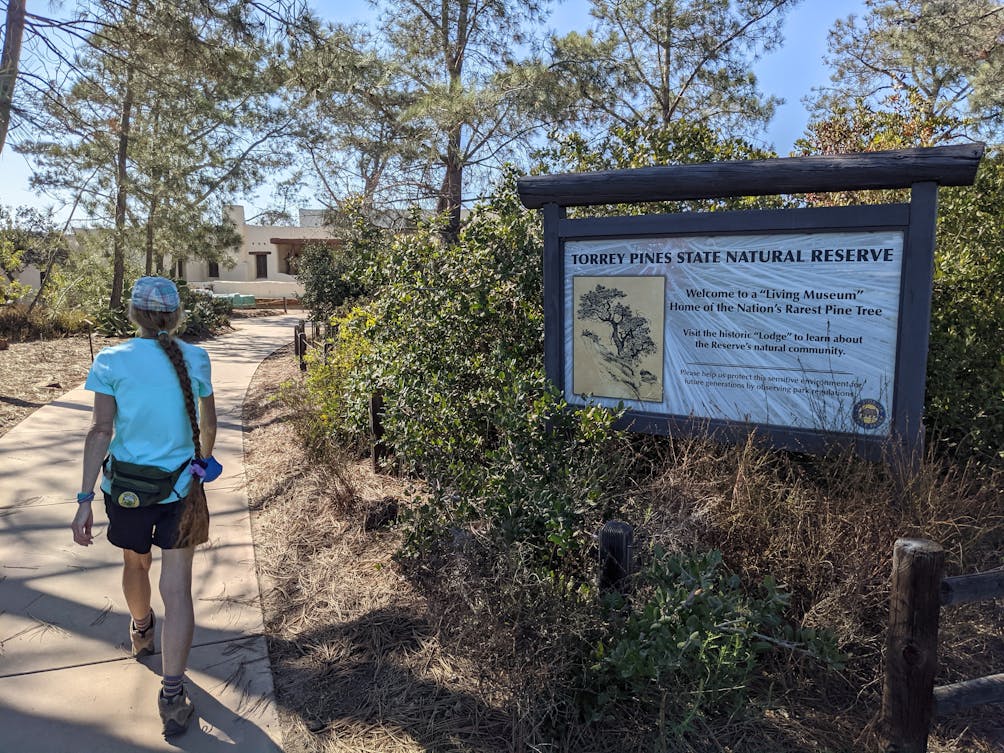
85, 338, 213, 503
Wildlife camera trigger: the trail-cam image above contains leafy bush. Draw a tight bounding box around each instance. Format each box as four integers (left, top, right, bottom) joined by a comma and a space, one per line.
304, 168, 545, 477
927, 150, 1004, 466
93, 305, 133, 337
586, 549, 840, 729
302, 170, 643, 570
296, 240, 367, 322
175, 281, 232, 339
398, 381, 632, 575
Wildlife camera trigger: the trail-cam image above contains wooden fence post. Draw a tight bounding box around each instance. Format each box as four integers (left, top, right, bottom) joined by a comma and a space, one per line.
297, 320, 307, 372
882, 538, 945, 753
598, 521, 633, 591
369, 390, 387, 473
84, 319, 94, 362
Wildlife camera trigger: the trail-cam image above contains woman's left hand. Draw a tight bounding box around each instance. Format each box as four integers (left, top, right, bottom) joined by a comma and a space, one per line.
71, 503, 94, 546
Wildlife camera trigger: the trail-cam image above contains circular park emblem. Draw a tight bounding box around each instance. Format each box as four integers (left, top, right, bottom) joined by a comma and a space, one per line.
117, 491, 141, 508
852, 399, 887, 430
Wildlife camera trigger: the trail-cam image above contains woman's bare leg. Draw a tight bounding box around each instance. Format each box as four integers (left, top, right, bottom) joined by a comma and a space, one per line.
121, 549, 152, 621
159, 547, 195, 677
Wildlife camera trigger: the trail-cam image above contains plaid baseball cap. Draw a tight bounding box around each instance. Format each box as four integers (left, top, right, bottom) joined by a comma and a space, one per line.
131, 276, 181, 312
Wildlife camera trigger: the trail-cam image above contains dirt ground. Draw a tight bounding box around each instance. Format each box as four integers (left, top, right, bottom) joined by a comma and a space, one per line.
0, 311, 274, 439
0, 334, 129, 438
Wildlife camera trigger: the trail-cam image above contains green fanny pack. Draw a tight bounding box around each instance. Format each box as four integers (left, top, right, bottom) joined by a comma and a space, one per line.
104, 456, 189, 508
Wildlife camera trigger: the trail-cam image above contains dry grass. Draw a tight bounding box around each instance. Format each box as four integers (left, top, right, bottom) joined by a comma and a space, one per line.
0, 334, 129, 438
243, 350, 1004, 753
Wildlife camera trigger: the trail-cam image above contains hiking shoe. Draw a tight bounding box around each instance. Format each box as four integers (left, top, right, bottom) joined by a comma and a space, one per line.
129, 610, 155, 658
158, 688, 195, 737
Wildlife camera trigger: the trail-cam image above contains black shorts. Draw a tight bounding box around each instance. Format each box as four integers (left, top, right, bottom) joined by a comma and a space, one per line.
103, 493, 183, 554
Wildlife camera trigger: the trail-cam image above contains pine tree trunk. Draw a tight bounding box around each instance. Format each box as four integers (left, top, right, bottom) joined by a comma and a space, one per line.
436, 0, 465, 244
0, 0, 26, 156
110, 64, 135, 309
438, 123, 463, 243
145, 195, 158, 275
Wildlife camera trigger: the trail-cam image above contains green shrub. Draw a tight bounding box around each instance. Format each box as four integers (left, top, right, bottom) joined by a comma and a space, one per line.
175, 281, 231, 339
93, 305, 132, 337
307, 168, 545, 475
398, 380, 633, 576
586, 549, 841, 729
296, 240, 367, 322
927, 150, 1004, 466
301, 170, 638, 573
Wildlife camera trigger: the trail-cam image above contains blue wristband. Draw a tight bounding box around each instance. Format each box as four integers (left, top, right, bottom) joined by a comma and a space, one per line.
76, 491, 95, 503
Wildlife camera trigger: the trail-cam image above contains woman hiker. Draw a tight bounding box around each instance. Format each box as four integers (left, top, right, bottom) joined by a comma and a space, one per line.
71, 276, 221, 737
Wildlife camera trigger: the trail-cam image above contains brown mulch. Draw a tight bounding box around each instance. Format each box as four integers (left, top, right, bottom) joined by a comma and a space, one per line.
230, 308, 287, 319
0, 335, 129, 438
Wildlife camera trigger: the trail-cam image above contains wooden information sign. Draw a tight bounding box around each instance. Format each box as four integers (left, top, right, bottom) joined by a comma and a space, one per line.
518, 144, 983, 460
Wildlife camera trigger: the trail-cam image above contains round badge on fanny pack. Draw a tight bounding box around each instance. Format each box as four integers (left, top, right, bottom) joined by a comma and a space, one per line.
118, 491, 141, 508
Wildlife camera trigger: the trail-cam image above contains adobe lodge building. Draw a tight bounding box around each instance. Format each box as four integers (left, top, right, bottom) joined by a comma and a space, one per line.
181, 204, 339, 299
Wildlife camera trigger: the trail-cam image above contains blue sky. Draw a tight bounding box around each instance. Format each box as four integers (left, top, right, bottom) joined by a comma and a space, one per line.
0, 0, 867, 219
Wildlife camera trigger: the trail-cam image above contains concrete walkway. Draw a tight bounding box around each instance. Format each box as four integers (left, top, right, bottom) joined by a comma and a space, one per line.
0, 315, 300, 752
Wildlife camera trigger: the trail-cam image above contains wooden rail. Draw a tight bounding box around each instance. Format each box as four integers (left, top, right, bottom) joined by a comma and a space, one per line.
517, 144, 985, 208
882, 538, 1004, 752
940, 570, 1004, 607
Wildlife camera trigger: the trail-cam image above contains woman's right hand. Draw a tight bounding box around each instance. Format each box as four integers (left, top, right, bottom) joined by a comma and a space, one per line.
72, 502, 94, 546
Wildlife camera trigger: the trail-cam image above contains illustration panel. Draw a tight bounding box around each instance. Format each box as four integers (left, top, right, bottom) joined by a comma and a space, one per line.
572, 275, 665, 402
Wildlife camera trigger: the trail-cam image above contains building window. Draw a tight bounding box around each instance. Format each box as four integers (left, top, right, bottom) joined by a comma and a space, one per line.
176, 259, 186, 279
208, 261, 220, 278
255, 254, 268, 279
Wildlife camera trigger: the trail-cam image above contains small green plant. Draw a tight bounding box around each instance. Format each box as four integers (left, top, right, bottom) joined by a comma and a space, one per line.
93, 305, 133, 337
585, 548, 842, 731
